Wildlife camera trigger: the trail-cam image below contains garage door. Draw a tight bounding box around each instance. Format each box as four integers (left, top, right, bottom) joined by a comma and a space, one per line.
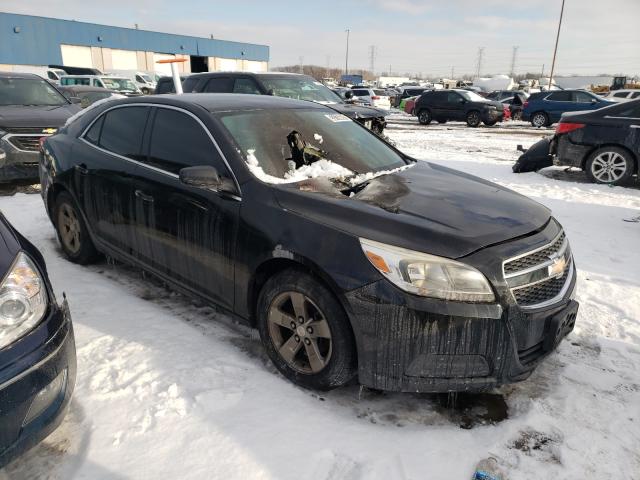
218, 58, 240, 72
60, 45, 93, 68
111, 49, 138, 70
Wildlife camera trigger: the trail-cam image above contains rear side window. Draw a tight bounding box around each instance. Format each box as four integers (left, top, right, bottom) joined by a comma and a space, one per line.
84, 115, 104, 144
99, 106, 148, 160
630, 92, 640, 99
574, 91, 594, 103
547, 91, 572, 101
613, 92, 629, 98
146, 108, 224, 174
204, 77, 233, 93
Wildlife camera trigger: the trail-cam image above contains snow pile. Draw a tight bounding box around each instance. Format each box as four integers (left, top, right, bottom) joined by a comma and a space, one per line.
64, 94, 126, 127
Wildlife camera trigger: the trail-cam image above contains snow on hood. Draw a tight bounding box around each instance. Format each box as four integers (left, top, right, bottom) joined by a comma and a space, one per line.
64, 94, 126, 126
245, 148, 415, 186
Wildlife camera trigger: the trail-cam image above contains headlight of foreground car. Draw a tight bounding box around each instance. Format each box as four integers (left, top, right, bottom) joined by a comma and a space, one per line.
360, 238, 495, 302
0, 252, 48, 349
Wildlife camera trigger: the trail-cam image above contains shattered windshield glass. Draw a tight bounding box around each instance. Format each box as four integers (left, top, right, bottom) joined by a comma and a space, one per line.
260, 77, 343, 104
217, 108, 409, 184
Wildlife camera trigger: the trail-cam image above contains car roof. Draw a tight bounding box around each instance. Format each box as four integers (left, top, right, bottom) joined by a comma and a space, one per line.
118, 93, 328, 113
0, 71, 44, 80
186, 71, 307, 79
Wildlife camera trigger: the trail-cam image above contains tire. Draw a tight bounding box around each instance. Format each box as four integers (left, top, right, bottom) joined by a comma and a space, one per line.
531, 111, 549, 128
256, 269, 357, 390
512, 110, 523, 121
483, 120, 497, 126
436, 119, 447, 124
585, 147, 634, 185
466, 110, 481, 127
54, 191, 100, 264
141, 87, 150, 95
417, 109, 432, 125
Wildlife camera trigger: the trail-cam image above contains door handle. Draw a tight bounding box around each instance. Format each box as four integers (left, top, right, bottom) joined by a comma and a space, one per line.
135, 189, 154, 203
75, 163, 88, 175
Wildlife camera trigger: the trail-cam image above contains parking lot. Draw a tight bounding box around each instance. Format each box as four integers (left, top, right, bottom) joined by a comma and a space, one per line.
1, 116, 638, 480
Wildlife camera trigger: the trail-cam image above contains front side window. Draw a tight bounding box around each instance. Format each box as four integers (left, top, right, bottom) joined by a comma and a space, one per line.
135, 75, 144, 83
98, 107, 148, 159
574, 91, 595, 103
233, 78, 261, 94
218, 108, 408, 184
458, 91, 486, 102
447, 92, 462, 103
613, 92, 628, 98
147, 108, 224, 175
0, 77, 68, 106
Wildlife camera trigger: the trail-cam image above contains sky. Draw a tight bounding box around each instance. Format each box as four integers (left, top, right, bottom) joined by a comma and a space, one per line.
2, 0, 639, 77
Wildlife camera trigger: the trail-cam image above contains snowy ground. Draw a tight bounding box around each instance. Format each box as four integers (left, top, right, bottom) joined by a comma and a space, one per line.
2, 115, 639, 480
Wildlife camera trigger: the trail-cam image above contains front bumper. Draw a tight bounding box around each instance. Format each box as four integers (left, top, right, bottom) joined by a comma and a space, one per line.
0, 300, 76, 468
344, 222, 578, 393
0, 135, 42, 184
482, 109, 504, 123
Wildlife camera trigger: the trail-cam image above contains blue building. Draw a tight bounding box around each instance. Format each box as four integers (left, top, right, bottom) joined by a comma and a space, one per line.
0, 12, 270, 75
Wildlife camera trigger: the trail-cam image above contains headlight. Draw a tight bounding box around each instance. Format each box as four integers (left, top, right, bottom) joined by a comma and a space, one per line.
360, 238, 495, 302
0, 252, 48, 349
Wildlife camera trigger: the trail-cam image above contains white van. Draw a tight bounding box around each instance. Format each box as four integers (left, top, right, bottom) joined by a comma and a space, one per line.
60, 75, 142, 96
107, 70, 157, 94
4, 66, 67, 84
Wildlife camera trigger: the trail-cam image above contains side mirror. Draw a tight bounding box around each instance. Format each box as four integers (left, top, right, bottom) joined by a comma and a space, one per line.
179, 166, 223, 190
591, 98, 598, 103
345, 90, 354, 99
69, 97, 82, 104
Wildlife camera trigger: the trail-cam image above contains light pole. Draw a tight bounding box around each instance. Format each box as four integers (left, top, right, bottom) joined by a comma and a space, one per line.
548, 0, 565, 90
344, 29, 350, 76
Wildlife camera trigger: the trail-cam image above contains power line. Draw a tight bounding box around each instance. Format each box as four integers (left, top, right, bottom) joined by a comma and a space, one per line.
510, 46, 519, 77
475, 47, 485, 79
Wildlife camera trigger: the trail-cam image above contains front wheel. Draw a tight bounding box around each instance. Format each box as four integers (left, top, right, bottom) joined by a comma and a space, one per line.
257, 270, 357, 390
483, 120, 497, 126
466, 110, 481, 127
417, 109, 432, 125
141, 87, 150, 95
585, 147, 634, 185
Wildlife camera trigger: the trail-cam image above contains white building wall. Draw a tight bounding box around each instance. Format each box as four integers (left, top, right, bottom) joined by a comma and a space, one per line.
60, 45, 93, 68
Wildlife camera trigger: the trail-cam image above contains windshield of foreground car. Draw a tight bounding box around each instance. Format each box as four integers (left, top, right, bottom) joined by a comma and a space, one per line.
0, 77, 69, 106
459, 90, 487, 102
261, 77, 344, 104
218, 108, 409, 184
101, 77, 138, 92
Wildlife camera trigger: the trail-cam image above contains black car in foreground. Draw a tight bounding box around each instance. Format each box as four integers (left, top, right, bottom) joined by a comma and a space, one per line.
552, 99, 640, 185
41, 94, 577, 393
0, 213, 76, 468
415, 89, 505, 127
181, 72, 389, 135
0, 73, 80, 184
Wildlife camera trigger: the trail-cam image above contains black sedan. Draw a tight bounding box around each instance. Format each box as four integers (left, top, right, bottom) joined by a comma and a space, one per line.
0, 212, 76, 468
415, 89, 505, 127
41, 94, 577, 393
552, 99, 640, 185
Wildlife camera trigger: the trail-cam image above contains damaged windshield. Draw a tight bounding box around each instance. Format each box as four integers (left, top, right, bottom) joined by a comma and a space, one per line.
261, 77, 343, 104
217, 108, 409, 184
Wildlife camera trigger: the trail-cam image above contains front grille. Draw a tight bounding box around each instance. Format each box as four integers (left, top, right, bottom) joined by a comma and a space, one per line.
504, 232, 566, 274
4, 127, 53, 134
512, 267, 570, 307
8, 135, 42, 152
503, 230, 573, 308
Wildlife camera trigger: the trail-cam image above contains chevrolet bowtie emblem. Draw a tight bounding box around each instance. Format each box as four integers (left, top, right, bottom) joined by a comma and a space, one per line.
42, 128, 57, 134
548, 256, 567, 278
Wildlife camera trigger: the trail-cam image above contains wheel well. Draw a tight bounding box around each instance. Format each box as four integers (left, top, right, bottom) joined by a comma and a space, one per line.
46, 183, 67, 220
582, 144, 638, 172
248, 257, 347, 327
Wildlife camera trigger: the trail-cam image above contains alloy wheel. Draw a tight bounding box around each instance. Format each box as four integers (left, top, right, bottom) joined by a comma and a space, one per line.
467, 112, 480, 127
267, 291, 333, 374
591, 151, 628, 183
532, 113, 546, 127
58, 203, 82, 254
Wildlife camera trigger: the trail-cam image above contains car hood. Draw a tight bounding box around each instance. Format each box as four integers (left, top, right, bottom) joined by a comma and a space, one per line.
274, 162, 550, 259
0, 104, 81, 129
329, 103, 388, 120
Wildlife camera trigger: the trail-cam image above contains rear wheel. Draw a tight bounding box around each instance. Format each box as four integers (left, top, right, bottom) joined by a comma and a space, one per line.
466, 110, 481, 127
585, 147, 634, 185
257, 270, 357, 390
417, 109, 432, 125
531, 111, 549, 128
436, 118, 447, 124
55, 191, 100, 264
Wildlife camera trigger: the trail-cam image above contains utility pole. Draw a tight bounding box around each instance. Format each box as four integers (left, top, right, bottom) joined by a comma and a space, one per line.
510, 46, 519, 77
451, 66, 455, 79
475, 47, 485, 79
326, 55, 330, 72
344, 29, 350, 75
548, 0, 565, 89
541, 63, 545, 80
368, 45, 376, 75
299, 56, 303, 74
